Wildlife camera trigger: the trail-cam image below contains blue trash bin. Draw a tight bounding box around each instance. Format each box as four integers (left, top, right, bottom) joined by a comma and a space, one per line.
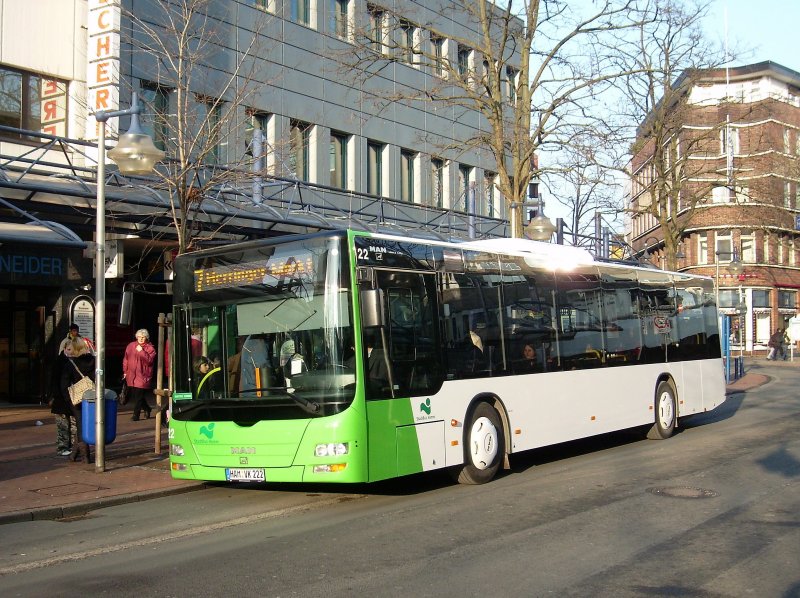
81, 390, 118, 445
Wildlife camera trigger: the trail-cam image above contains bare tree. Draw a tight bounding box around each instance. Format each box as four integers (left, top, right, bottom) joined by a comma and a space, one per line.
601, 0, 738, 269
546, 132, 621, 248
122, 0, 273, 253
343, 0, 645, 236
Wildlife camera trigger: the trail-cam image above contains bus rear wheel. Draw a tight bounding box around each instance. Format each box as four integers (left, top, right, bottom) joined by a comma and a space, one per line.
455, 402, 504, 484
648, 380, 677, 440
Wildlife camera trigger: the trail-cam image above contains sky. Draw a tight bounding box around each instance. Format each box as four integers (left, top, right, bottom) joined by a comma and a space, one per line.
709, 0, 800, 71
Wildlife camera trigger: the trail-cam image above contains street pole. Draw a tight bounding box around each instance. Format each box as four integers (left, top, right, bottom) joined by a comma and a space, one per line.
93, 93, 164, 473
94, 118, 107, 473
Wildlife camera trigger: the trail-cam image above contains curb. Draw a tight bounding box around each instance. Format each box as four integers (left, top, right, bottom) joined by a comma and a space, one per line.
0, 482, 208, 525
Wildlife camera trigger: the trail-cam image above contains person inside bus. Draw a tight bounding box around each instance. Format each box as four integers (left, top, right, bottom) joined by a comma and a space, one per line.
240, 335, 269, 396
280, 339, 308, 388
194, 355, 219, 398
365, 339, 390, 394
515, 343, 542, 373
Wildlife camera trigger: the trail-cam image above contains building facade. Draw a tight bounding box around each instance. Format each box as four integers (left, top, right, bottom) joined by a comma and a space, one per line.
629, 61, 800, 355
0, 0, 518, 402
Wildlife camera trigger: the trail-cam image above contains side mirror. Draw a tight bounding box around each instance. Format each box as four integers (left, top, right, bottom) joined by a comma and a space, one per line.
119, 288, 133, 326
360, 289, 385, 328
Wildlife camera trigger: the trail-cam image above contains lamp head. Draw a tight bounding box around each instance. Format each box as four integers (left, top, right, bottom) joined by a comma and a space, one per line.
107, 112, 165, 175
526, 198, 557, 241
726, 258, 744, 276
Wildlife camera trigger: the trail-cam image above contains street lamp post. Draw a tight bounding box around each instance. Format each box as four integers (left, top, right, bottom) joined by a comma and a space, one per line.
93, 93, 164, 473
714, 250, 744, 311
715, 250, 744, 377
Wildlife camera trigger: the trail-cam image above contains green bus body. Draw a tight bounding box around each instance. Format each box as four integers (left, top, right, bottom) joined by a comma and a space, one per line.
167, 230, 725, 484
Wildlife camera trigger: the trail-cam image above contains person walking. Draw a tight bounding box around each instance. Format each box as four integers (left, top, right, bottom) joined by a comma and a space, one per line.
767, 328, 786, 360
123, 328, 157, 421
60, 339, 95, 463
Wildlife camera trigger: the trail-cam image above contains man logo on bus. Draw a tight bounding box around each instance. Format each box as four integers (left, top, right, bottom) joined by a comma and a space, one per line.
420, 398, 431, 415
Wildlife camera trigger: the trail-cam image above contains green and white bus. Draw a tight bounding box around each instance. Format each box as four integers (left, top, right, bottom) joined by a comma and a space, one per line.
168, 229, 726, 484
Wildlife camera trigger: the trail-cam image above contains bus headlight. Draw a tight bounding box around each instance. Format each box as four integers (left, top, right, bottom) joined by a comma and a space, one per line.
314, 442, 349, 457
170, 444, 185, 457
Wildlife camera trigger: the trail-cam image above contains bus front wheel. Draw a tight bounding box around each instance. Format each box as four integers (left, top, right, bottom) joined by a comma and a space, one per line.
648, 380, 677, 440
455, 402, 504, 484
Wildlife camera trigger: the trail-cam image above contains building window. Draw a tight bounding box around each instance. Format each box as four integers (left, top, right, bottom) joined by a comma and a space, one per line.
400, 150, 416, 202
458, 164, 473, 211
457, 45, 471, 78
785, 129, 792, 154
778, 290, 796, 309
718, 290, 738, 309
720, 126, 739, 155
289, 119, 310, 180
330, 131, 348, 189
367, 5, 384, 52
431, 35, 445, 77
697, 232, 708, 265
505, 66, 518, 103
331, 0, 349, 38
741, 230, 755, 263
778, 236, 788, 264
291, 0, 310, 25
785, 181, 793, 208
367, 141, 383, 196
246, 0, 269, 9
735, 185, 749, 202
715, 230, 734, 262
399, 21, 415, 64
431, 158, 444, 208
199, 96, 224, 165
0, 65, 68, 139
140, 82, 170, 151
245, 109, 270, 157
485, 173, 496, 217
711, 186, 730, 203
752, 290, 770, 308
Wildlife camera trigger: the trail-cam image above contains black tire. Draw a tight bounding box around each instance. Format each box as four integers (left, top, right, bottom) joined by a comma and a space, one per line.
647, 380, 677, 440
455, 402, 504, 484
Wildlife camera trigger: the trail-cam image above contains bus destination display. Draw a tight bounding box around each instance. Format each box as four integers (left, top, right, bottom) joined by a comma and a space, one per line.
194, 256, 314, 292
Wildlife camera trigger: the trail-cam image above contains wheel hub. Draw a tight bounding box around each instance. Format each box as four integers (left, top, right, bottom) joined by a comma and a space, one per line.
469, 416, 498, 470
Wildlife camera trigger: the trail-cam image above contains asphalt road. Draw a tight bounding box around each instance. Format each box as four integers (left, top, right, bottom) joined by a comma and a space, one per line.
0, 369, 798, 597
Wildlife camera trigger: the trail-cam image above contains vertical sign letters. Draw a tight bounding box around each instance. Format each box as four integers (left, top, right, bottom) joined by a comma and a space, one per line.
87, 0, 121, 140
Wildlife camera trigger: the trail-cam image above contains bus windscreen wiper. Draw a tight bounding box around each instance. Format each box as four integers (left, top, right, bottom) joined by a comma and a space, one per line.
237, 387, 321, 414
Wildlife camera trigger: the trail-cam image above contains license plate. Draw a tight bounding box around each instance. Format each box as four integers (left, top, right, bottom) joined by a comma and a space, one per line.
225, 468, 265, 482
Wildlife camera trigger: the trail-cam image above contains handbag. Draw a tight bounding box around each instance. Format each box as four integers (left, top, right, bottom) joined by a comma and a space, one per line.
68, 360, 95, 406
118, 379, 129, 405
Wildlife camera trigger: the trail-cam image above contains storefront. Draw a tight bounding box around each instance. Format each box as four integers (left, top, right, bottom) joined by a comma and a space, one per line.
0, 241, 91, 403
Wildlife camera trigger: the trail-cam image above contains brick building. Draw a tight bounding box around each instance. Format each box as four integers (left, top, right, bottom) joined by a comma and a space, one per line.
629, 61, 800, 355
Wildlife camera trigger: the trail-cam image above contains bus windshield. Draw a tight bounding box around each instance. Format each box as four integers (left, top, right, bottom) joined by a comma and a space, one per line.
171, 234, 354, 421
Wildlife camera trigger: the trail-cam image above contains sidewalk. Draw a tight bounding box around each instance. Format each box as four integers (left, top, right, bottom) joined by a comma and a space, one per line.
0, 360, 790, 524
0, 403, 204, 525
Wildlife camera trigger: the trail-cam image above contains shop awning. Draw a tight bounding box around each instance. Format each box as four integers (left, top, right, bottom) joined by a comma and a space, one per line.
0, 220, 87, 248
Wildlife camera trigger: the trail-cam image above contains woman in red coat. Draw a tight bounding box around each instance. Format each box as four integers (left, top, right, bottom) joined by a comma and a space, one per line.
123, 328, 156, 421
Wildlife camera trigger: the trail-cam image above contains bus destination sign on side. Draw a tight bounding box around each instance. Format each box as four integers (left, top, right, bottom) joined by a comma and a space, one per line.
194, 256, 314, 292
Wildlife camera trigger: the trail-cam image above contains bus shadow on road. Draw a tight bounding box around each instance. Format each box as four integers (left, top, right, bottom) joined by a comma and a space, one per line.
198, 395, 745, 498
681, 389, 746, 429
